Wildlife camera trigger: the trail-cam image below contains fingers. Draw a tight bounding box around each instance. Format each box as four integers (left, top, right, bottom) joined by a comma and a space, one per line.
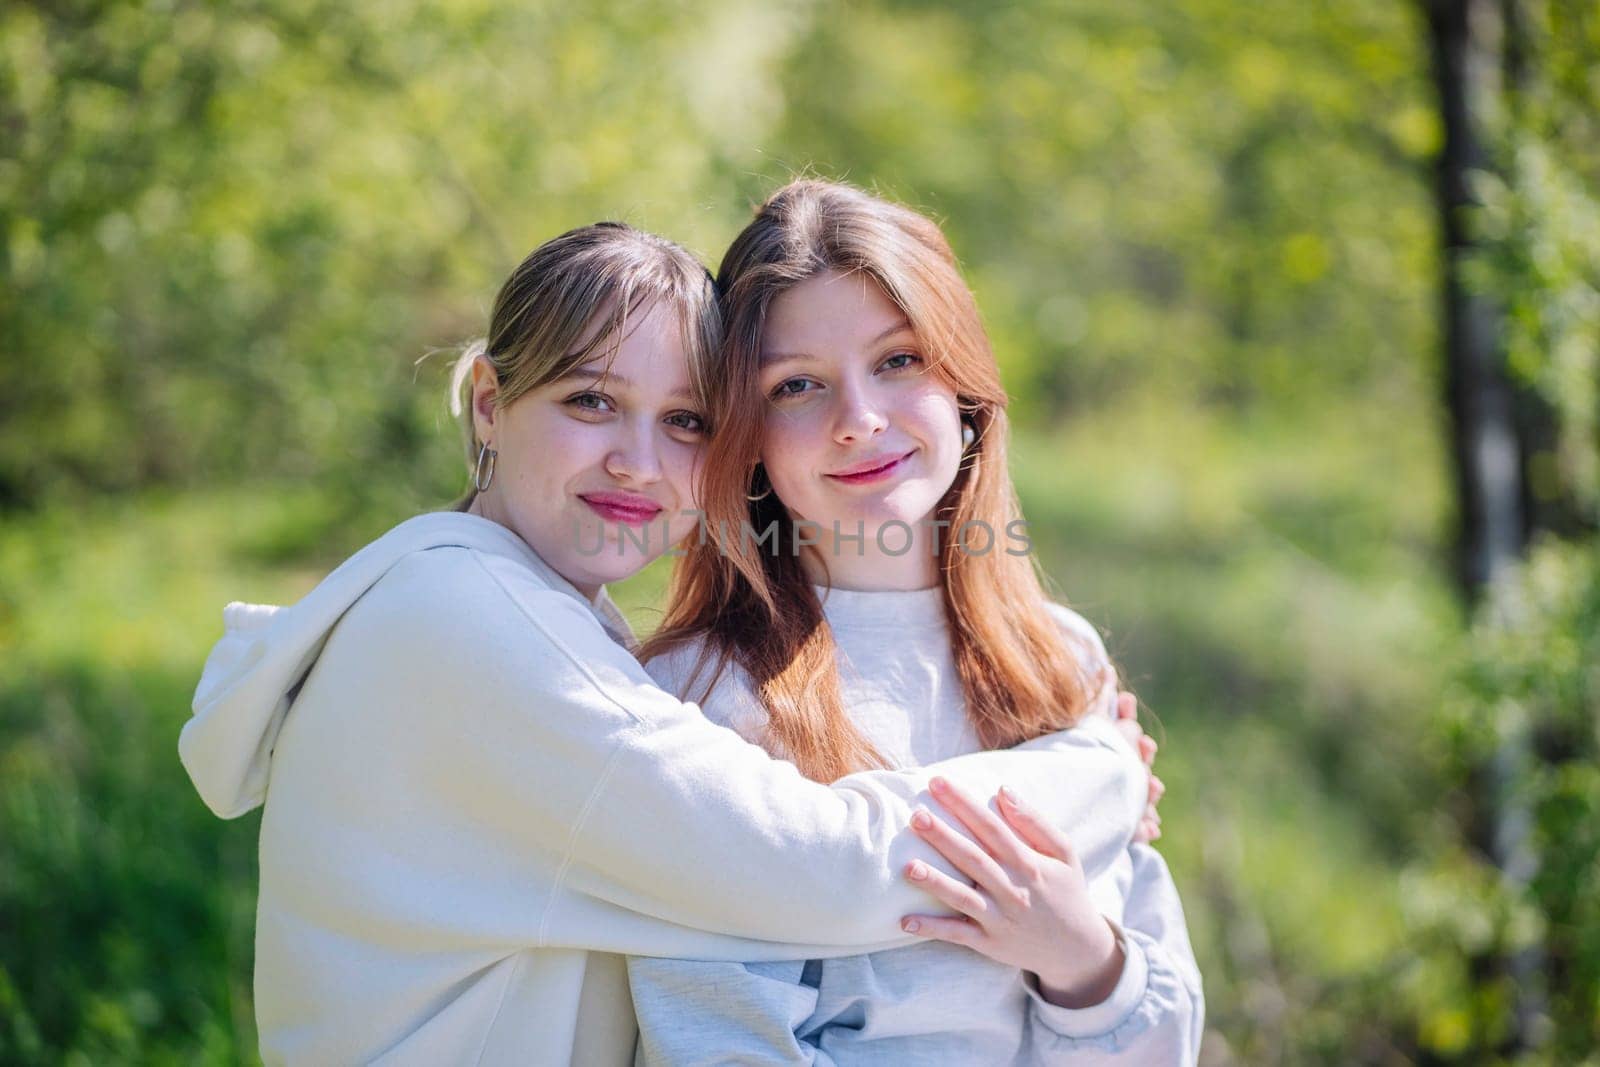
1134, 802, 1162, 843
995, 787, 1078, 869
1114, 722, 1155, 769
1113, 718, 1143, 751
909, 804, 1010, 893
1115, 692, 1158, 769
927, 776, 1034, 871
905, 858, 990, 920
1116, 691, 1137, 720
1149, 774, 1166, 805
901, 913, 983, 947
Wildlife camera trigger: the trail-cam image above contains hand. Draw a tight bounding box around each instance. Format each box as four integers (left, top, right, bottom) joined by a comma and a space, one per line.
1111, 691, 1164, 843
901, 775, 1125, 1008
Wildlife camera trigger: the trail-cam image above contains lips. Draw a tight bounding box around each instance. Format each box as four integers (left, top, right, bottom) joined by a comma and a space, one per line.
826, 450, 916, 485
580, 492, 664, 526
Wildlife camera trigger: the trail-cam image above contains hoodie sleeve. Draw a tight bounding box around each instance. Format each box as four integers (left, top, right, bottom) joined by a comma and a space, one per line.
202, 541, 1144, 963
436, 549, 1144, 956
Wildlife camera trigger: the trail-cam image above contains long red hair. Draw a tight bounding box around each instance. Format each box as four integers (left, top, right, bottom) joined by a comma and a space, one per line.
642, 180, 1110, 781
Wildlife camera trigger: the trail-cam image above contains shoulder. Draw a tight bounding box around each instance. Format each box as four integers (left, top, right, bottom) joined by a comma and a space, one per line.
364, 542, 570, 636
1043, 601, 1119, 720
642, 637, 772, 743
343, 543, 659, 720
641, 637, 718, 701
1043, 601, 1110, 666
319, 511, 583, 637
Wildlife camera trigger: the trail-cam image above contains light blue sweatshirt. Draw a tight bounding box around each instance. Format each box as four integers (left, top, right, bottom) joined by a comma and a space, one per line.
628, 587, 1204, 1065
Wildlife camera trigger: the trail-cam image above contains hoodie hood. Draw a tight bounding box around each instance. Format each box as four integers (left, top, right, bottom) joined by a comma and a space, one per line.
179, 511, 634, 818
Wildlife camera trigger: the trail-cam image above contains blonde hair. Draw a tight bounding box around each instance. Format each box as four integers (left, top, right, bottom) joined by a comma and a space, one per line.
641, 180, 1112, 782
448, 222, 719, 507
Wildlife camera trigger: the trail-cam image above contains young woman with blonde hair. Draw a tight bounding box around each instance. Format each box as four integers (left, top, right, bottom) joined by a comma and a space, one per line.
178, 220, 1155, 1065
628, 181, 1202, 1063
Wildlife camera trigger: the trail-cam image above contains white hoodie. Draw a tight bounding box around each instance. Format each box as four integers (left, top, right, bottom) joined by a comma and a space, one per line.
179, 512, 1146, 1066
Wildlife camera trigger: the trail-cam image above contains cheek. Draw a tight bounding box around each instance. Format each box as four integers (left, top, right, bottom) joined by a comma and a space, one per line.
663, 439, 705, 508
904, 387, 964, 459
759, 408, 822, 496
501, 416, 623, 522
516, 419, 598, 486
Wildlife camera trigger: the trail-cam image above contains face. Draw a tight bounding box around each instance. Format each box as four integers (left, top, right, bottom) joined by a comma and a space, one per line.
757, 270, 963, 559
470, 299, 706, 597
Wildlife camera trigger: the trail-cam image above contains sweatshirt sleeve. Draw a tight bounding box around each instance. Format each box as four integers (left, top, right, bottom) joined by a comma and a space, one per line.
1022, 845, 1205, 1064
1046, 601, 1121, 723
377, 547, 1145, 960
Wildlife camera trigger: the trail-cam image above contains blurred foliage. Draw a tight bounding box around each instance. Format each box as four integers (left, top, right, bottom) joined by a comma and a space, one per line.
1471, 0, 1600, 526
1, 0, 1597, 1063
0, 0, 749, 508
753, 1, 1439, 423
1396, 2, 1600, 1060
1, 0, 1443, 510
1401, 539, 1600, 1064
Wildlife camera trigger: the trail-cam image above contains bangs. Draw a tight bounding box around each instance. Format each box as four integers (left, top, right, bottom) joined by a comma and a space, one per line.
545, 269, 719, 418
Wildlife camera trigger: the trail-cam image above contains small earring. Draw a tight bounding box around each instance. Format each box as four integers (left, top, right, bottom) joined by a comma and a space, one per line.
474, 442, 498, 492
961, 421, 977, 449
746, 465, 773, 503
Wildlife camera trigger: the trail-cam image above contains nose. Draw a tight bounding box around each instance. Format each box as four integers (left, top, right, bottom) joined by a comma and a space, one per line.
604, 419, 664, 485
832, 378, 888, 445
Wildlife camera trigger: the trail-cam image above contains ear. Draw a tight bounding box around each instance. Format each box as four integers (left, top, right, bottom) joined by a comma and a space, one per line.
470, 356, 500, 446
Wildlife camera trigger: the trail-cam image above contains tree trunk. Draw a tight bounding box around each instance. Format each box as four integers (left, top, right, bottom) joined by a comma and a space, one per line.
1425, 0, 1527, 598
1423, 0, 1543, 1051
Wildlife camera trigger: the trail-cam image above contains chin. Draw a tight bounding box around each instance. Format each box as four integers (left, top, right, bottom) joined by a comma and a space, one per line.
587, 552, 659, 587
860, 492, 945, 526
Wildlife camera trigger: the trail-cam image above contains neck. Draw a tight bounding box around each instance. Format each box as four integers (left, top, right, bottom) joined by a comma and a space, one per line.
798, 521, 941, 592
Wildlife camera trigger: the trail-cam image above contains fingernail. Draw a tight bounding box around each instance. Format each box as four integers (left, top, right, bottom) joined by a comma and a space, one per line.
929, 776, 948, 793
903, 918, 921, 934
908, 861, 927, 881
911, 809, 934, 830
998, 785, 1017, 805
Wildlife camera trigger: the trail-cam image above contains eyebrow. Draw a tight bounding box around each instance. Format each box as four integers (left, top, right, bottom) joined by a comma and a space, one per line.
761, 318, 916, 367
554, 365, 697, 403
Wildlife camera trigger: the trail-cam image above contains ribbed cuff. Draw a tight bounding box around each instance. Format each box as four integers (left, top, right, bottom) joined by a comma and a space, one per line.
1025, 919, 1150, 1039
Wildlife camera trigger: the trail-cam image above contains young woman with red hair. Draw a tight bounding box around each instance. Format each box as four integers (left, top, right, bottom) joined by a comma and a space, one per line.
628, 181, 1202, 1063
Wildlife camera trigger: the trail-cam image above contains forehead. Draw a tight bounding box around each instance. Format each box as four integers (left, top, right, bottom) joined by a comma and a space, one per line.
761, 271, 910, 361
558, 299, 697, 400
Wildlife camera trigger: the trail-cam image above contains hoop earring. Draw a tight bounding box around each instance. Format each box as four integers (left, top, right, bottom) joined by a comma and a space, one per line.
746, 465, 773, 503
474, 442, 498, 493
